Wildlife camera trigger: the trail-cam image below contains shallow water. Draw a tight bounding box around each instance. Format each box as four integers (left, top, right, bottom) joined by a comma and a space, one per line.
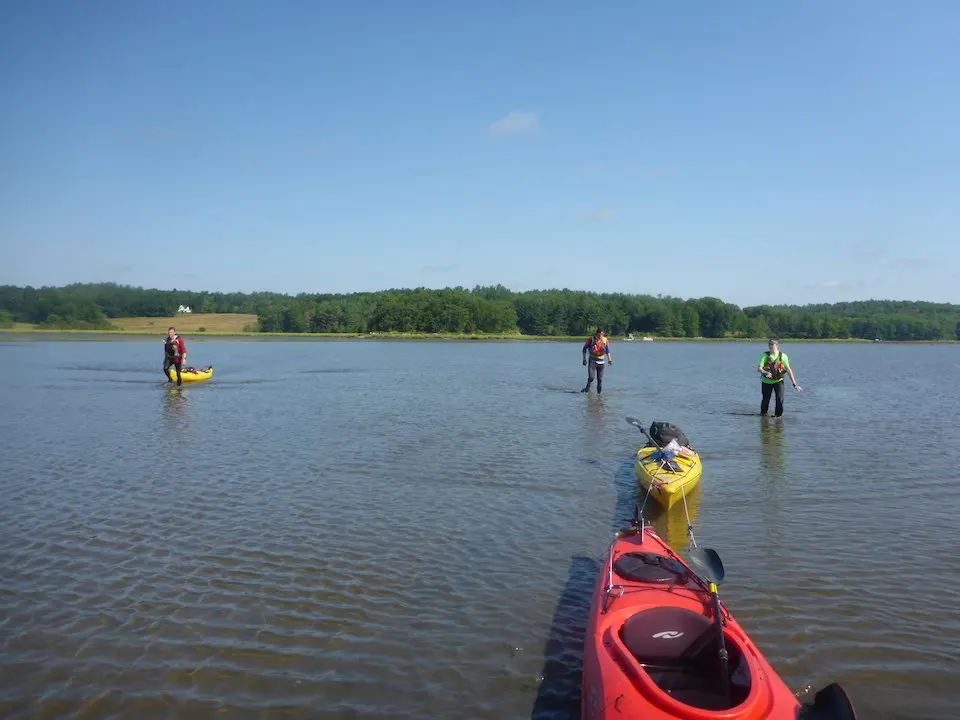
1, 338, 958, 719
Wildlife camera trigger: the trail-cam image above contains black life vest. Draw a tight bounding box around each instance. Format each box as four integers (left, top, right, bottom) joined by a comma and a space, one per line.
762, 352, 787, 379
164, 336, 182, 359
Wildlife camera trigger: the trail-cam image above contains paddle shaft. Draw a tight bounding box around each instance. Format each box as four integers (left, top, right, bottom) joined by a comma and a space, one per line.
709, 582, 731, 703
627, 418, 663, 450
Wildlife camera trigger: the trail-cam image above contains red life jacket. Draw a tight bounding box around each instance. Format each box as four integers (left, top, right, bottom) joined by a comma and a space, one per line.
589, 336, 606, 357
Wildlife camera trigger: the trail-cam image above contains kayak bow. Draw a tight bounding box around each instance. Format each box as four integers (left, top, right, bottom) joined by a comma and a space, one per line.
581, 516, 857, 720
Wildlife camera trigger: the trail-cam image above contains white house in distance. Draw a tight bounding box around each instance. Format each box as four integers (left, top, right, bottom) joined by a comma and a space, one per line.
177, 305, 192, 313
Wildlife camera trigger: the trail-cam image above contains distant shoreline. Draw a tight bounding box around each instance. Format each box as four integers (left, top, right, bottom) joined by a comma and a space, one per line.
2, 327, 956, 344
5, 285, 957, 344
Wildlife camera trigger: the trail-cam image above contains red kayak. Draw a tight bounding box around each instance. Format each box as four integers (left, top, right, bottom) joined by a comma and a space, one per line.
581, 516, 857, 720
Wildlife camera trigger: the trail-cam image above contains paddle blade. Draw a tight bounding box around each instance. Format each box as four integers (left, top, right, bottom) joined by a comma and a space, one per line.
688, 547, 725, 585
797, 683, 858, 720
625, 416, 642, 428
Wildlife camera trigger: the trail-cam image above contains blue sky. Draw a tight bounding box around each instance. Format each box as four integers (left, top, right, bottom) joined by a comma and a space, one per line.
2, 1, 958, 307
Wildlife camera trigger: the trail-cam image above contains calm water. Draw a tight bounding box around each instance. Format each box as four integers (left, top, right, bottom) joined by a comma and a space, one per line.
1, 337, 958, 719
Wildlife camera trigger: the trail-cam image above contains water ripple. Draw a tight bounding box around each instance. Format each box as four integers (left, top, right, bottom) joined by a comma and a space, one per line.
1, 339, 958, 718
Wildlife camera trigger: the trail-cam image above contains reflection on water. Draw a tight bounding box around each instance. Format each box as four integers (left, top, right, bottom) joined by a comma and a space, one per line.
760, 417, 786, 476
643, 484, 702, 552
162, 385, 189, 434
584, 392, 607, 434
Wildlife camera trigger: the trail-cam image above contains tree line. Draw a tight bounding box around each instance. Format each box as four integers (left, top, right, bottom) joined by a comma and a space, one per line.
1, 282, 958, 341
0, 283, 281, 331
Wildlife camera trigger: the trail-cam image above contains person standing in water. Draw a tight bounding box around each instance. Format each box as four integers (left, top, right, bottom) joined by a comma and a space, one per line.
757, 338, 801, 417
581, 327, 612, 394
163, 326, 187, 385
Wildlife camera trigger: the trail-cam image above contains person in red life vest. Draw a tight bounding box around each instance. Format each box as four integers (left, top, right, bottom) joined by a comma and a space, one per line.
757, 338, 801, 417
581, 327, 612, 394
163, 326, 188, 385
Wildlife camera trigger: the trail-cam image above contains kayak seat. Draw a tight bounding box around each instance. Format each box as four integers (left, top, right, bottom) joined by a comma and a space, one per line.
613, 552, 692, 585
620, 607, 751, 711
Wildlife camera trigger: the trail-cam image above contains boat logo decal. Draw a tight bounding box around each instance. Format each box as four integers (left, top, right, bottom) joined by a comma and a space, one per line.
652, 630, 684, 639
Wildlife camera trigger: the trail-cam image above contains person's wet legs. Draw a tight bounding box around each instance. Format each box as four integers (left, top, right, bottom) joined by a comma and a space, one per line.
164, 358, 182, 385
582, 360, 597, 392
760, 382, 773, 415
582, 360, 605, 393
760, 381, 785, 416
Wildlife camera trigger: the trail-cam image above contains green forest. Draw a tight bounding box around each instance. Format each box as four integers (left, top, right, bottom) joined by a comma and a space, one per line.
1, 282, 959, 341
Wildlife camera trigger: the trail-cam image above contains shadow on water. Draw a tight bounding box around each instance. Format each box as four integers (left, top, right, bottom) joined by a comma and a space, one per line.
611, 455, 640, 532
57, 364, 147, 373
540, 381, 585, 394
208, 378, 279, 386
542, 383, 634, 397
68, 377, 158, 385
300, 367, 368, 374
531, 454, 639, 719
530, 554, 601, 720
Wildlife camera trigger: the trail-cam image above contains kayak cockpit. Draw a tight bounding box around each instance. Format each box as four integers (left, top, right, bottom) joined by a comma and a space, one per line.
613, 551, 698, 586
619, 606, 752, 712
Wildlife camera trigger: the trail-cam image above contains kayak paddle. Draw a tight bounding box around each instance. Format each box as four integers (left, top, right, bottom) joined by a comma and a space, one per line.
625, 416, 661, 448
688, 546, 730, 706
797, 682, 859, 719
688, 546, 724, 585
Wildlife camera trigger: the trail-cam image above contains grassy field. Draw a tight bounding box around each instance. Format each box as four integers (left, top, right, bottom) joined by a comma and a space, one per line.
106, 313, 258, 334
7, 313, 259, 335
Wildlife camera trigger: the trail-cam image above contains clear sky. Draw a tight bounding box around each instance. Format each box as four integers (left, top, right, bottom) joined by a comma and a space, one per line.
2, 1, 958, 307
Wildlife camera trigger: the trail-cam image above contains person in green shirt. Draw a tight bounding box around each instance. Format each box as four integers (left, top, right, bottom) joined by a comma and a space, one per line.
757, 339, 802, 417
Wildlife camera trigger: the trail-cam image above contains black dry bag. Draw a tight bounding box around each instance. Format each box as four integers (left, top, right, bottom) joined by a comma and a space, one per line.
649, 421, 693, 449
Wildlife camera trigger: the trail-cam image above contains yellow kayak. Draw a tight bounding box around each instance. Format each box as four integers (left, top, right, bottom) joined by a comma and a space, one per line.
634, 444, 703, 510
167, 365, 214, 383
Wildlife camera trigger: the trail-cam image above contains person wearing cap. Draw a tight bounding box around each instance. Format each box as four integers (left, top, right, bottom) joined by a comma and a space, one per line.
581, 327, 612, 394
757, 339, 801, 417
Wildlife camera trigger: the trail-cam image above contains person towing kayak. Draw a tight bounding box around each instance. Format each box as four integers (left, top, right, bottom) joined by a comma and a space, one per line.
163, 327, 188, 386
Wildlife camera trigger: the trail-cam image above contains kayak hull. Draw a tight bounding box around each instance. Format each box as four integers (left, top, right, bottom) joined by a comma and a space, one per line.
167, 366, 214, 383
581, 523, 857, 720
635, 445, 703, 510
